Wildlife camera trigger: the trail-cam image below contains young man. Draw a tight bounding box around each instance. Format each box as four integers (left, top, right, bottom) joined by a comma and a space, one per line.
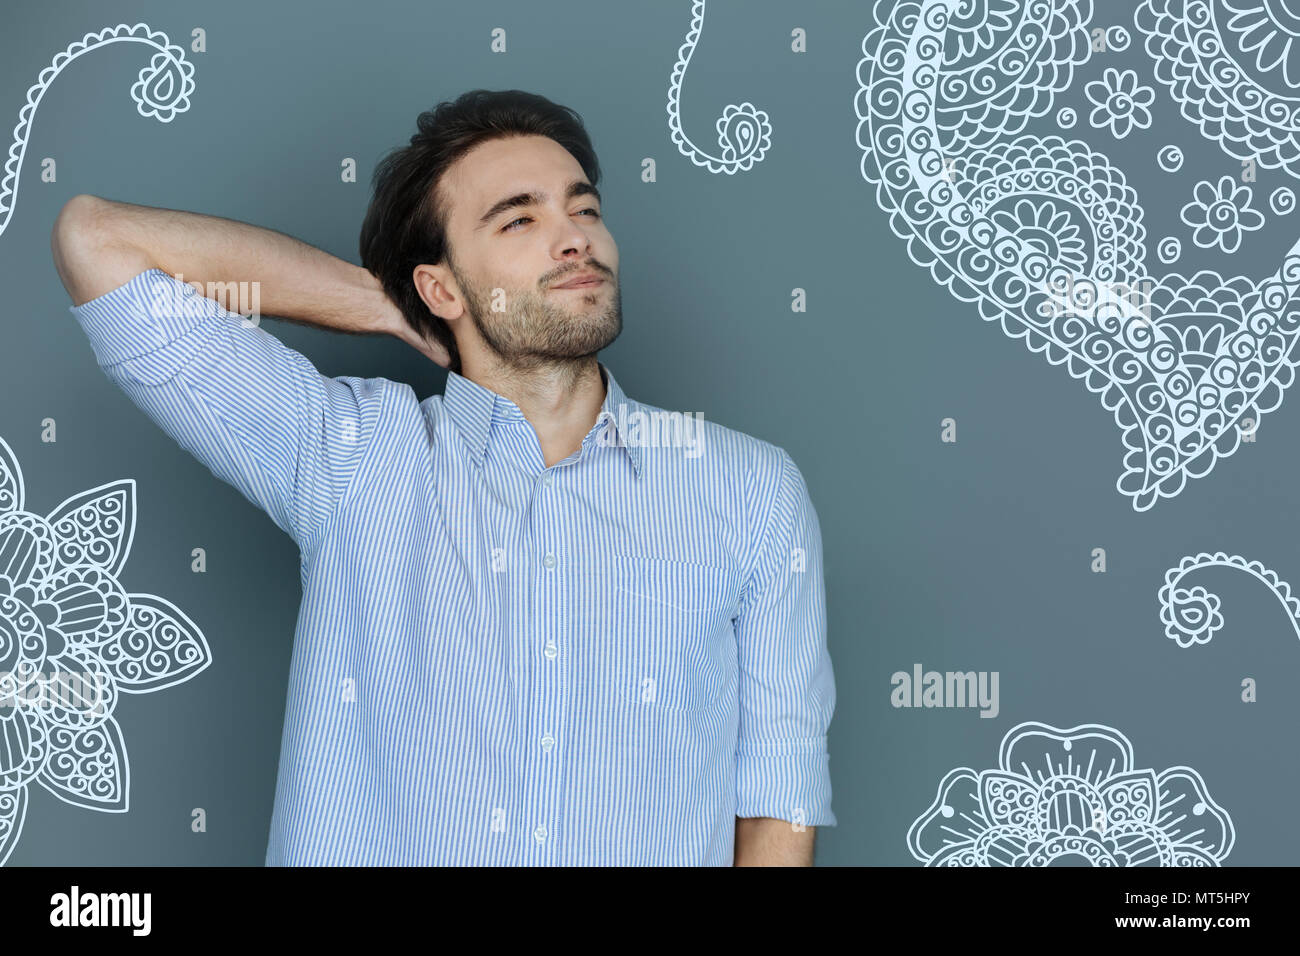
50, 89, 835, 866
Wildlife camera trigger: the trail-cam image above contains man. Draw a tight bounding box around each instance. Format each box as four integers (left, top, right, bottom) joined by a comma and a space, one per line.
50, 88, 835, 866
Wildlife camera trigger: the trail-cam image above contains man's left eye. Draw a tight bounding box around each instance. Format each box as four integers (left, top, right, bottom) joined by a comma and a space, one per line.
503, 209, 600, 232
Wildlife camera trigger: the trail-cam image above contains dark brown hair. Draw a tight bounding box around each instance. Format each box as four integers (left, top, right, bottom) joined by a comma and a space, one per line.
359, 89, 601, 373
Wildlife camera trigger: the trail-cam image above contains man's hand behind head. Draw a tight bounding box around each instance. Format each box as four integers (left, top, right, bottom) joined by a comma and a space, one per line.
361, 266, 453, 368
392, 318, 453, 368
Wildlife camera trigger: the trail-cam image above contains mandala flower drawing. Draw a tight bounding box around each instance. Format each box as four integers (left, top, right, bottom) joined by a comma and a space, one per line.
1222, 0, 1300, 86
0, 435, 210, 865
857, 0, 1300, 511
1, 23, 195, 240
1084, 67, 1154, 139
908, 722, 1235, 866
1142, 0, 1300, 176
1180, 176, 1266, 253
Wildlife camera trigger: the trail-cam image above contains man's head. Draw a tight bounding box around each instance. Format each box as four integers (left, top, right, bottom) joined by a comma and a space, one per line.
360, 89, 621, 375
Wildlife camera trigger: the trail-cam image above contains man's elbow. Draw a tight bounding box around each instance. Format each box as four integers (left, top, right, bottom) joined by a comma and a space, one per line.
52, 193, 102, 270
51, 194, 148, 306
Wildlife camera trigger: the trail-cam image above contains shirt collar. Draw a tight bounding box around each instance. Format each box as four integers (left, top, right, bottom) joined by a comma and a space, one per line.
442, 360, 644, 479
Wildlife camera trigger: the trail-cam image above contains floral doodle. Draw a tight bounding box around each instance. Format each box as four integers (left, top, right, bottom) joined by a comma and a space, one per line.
1085, 67, 1155, 139
0, 23, 195, 240
907, 722, 1235, 866
1180, 176, 1265, 253
857, 0, 1300, 510
0, 435, 210, 865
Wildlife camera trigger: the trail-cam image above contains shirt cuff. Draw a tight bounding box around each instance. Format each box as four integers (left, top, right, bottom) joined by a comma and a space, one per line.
69, 268, 225, 370
736, 742, 836, 826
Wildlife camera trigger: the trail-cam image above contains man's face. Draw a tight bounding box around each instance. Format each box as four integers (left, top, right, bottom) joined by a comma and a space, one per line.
418, 134, 622, 371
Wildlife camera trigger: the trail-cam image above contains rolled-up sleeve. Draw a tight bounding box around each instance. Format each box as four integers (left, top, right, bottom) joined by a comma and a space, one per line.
733, 444, 836, 826
69, 268, 384, 556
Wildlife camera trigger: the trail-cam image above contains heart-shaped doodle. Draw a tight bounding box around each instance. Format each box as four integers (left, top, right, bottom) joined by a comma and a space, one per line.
856, 0, 1300, 510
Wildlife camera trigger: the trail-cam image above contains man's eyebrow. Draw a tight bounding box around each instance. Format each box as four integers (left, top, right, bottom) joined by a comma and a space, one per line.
475, 181, 601, 230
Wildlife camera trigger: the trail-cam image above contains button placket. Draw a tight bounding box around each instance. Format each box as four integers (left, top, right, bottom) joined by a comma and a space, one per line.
527, 467, 564, 860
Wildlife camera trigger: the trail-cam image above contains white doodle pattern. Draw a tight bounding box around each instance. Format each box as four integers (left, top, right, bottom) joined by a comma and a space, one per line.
667, 0, 771, 174
1180, 175, 1265, 253
0, 436, 211, 865
857, 0, 1300, 511
908, 722, 1235, 866
1141, 0, 1300, 176
1159, 550, 1300, 646
0, 23, 195, 240
1084, 68, 1155, 139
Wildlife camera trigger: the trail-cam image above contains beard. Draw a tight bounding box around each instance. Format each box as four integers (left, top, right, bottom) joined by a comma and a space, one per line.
451, 260, 623, 370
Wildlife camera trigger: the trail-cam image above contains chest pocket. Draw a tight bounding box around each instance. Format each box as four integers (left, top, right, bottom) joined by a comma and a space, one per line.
608, 554, 741, 713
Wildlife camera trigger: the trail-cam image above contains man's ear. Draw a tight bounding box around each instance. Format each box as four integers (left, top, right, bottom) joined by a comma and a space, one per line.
413, 262, 462, 324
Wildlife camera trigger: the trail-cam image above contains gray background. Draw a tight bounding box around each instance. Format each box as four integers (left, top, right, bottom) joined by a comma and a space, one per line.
1, 0, 1293, 865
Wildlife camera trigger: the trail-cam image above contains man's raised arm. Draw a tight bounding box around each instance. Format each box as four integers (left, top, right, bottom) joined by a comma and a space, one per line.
48, 194, 444, 555
50, 193, 448, 366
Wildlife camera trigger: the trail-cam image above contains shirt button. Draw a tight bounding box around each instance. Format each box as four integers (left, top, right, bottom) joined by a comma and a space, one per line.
541, 734, 555, 752
543, 642, 558, 659
542, 472, 553, 486
533, 825, 548, 843
543, 553, 556, 569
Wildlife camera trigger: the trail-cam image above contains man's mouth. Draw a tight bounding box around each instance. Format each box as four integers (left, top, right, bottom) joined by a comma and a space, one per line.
552, 273, 605, 289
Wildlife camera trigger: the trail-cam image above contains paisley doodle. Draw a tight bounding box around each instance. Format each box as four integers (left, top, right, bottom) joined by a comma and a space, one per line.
1159, 550, 1300, 647
0, 435, 210, 865
907, 722, 1235, 866
667, 0, 771, 173
1140, 0, 1300, 175
0, 23, 195, 240
857, 0, 1300, 511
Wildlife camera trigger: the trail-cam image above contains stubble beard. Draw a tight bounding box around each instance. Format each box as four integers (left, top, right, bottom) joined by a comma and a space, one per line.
456, 264, 623, 372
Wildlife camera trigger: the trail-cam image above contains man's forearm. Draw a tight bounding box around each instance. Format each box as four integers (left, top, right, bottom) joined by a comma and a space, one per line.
51, 193, 388, 333
733, 816, 816, 866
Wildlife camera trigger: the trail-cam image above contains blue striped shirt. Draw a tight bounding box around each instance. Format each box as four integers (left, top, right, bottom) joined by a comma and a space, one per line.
69, 268, 836, 865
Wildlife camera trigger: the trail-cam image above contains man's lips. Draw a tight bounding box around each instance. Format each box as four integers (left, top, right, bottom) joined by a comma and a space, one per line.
552, 274, 605, 289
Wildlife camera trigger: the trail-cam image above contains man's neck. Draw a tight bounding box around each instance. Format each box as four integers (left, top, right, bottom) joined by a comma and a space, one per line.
463, 356, 607, 467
